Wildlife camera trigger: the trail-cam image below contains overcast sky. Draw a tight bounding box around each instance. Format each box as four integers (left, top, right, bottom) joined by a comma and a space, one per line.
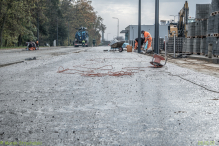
90, 0, 211, 40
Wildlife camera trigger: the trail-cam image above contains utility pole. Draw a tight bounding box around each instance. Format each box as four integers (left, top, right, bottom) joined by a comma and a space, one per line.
102, 31, 104, 42
154, 0, 159, 54
118, 19, 119, 38
37, 0, 39, 46
138, 0, 141, 53
112, 17, 119, 39
101, 23, 105, 43
68, 21, 69, 46
57, 18, 58, 46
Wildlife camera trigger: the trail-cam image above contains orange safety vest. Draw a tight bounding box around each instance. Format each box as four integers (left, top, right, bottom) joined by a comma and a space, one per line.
143, 31, 152, 42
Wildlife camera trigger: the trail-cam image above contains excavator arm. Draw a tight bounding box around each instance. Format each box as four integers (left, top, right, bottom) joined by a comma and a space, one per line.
178, 1, 189, 37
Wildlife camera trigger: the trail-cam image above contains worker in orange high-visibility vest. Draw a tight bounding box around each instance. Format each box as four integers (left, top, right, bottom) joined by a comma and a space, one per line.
141, 30, 152, 50
134, 37, 145, 50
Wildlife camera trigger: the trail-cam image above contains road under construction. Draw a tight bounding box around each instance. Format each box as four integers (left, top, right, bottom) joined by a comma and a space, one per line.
0, 0, 219, 145
0, 46, 219, 145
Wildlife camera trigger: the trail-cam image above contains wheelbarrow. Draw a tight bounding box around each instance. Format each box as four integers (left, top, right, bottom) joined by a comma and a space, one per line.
110, 40, 125, 52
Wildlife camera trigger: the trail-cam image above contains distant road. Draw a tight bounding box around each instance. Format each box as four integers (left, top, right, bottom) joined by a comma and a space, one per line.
0, 46, 91, 66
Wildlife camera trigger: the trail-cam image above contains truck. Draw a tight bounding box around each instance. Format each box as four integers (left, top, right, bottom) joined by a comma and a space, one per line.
74, 27, 89, 47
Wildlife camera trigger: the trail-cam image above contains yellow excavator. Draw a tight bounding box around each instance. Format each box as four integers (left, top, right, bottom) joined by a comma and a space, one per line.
168, 23, 178, 37
168, 1, 189, 38
178, 1, 189, 37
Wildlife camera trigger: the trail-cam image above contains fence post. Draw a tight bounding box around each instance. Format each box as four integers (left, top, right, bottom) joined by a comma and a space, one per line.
165, 36, 167, 57
208, 43, 212, 58
174, 33, 176, 58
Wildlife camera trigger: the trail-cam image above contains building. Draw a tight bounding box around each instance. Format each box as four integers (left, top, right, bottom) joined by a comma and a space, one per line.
160, 20, 167, 25
120, 25, 169, 41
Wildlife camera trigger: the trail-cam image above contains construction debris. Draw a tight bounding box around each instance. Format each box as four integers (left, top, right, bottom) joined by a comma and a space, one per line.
25, 57, 36, 61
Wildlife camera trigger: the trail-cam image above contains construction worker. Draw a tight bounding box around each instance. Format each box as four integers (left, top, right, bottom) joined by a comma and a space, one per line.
82, 40, 85, 47
32, 41, 36, 49
93, 39, 96, 47
35, 41, 39, 50
141, 30, 152, 50
134, 37, 145, 50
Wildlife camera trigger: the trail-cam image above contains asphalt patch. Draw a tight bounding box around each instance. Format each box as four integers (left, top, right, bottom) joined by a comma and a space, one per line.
0, 61, 24, 68
25, 57, 36, 61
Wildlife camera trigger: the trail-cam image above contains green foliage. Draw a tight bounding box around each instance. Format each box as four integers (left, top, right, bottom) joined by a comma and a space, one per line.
0, 0, 106, 47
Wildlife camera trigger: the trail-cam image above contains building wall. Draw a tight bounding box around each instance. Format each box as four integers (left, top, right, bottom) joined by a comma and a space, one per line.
127, 25, 168, 40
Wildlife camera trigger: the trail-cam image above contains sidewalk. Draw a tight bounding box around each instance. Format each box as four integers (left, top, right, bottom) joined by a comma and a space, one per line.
140, 51, 219, 78
188, 54, 219, 64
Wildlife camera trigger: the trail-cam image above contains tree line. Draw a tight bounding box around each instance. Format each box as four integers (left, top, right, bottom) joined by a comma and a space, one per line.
0, 0, 106, 47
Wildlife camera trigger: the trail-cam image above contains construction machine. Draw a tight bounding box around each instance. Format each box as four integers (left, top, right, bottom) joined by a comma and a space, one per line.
74, 27, 89, 47
168, 23, 178, 37
168, 1, 189, 38
177, 1, 189, 37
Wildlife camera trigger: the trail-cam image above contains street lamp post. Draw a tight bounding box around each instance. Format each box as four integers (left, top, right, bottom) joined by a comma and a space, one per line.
68, 21, 69, 46
112, 17, 119, 39
57, 17, 58, 46
107, 33, 111, 41
154, 0, 159, 54
138, 0, 141, 53
37, 0, 39, 46
170, 15, 178, 23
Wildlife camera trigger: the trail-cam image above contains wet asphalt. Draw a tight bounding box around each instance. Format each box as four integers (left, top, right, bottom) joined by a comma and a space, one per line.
0, 46, 219, 146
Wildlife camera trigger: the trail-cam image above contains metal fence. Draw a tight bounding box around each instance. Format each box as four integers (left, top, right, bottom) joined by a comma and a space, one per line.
166, 37, 183, 53
206, 37, 219, 55
193, 38, 201, 53
200, 20, 208, 36
187, 22, 196, 37
200, 38, 206, 54
208, 16, 215, 34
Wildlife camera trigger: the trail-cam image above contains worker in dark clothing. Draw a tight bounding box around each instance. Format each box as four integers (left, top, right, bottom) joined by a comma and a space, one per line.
93, 39, 96, 47
28, 42, 33, 48
134, 37, 145, 50
31, 42, 37, 50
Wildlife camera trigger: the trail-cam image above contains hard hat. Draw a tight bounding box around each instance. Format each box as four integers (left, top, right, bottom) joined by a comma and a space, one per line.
141, 30, 145, 33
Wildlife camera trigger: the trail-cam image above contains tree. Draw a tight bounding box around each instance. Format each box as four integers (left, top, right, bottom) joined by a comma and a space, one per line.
0, 0, 37, 47
0, 0, 106, 47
